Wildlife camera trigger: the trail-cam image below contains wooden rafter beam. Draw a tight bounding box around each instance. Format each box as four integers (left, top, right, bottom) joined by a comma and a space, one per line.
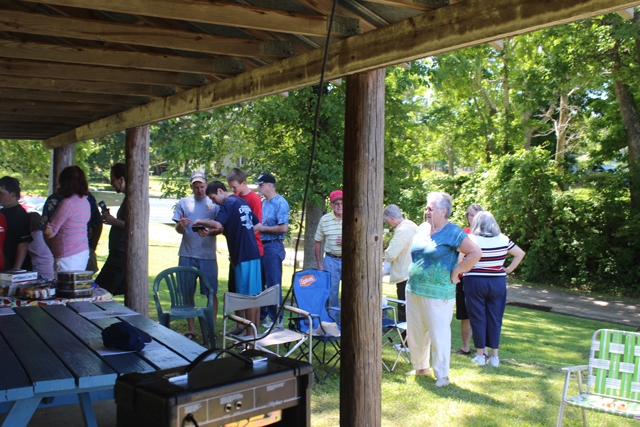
1, 99, 130, 112
44, 0, 640, 148
0, 58, 208, 87
0, 9, 295, 60
0, 39, 243, 75
362, 0, 447, 11
293, 0, 376, 32
0, 114, 92, 124
22, 0, 357, 38
0, 107, 109, 118
0, 88, 150, 105
0, 74, 174, 98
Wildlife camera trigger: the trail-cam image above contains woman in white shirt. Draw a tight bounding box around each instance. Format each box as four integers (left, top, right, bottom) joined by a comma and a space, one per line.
464, 211, 525, 368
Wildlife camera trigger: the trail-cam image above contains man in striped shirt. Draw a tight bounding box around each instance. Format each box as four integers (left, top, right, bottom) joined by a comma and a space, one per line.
314, 190, 343, 310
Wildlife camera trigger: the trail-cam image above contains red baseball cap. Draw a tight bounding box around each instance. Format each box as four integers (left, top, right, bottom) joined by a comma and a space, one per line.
330, 190, 343, 202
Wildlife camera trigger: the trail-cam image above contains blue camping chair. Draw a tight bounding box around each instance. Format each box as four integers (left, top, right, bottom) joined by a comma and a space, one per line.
153, 266, 216, 347
289, 269, 341, 382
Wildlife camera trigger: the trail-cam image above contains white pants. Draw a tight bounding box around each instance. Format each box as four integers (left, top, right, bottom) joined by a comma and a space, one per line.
54, 250, 90, 272
406, 293, 455, 379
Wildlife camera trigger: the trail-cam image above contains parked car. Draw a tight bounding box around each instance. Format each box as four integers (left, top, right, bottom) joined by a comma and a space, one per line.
19, 195, 46, 213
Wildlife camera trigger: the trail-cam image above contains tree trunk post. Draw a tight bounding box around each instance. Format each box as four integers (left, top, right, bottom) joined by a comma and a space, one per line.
50, 144, 75, 194
124, 125, 150, 316
341, 68, 385, 427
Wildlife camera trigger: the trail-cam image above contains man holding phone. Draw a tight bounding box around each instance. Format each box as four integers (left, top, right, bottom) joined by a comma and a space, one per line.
173, 171, 221, 339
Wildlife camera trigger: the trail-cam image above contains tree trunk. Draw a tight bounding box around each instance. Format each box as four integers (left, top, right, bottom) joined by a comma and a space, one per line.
302, 200, 324, 270
555, 93, 569, 171
50, 145, 75, 194
124, 125, 150, 316
341, 69, 384, 427
446, 138, 455, 176
502, 39, 511, 155
614, 80, 640, 213
522, 112, 533, 150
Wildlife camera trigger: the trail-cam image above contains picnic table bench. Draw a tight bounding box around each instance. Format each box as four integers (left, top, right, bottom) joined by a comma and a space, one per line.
0, 301, 207, 427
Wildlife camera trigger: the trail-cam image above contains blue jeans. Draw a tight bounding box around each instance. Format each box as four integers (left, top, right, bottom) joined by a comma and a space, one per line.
464, 275, 507, 349
260, 240, 285, 322
323, 254, 342, 311
178, 257, 219, 295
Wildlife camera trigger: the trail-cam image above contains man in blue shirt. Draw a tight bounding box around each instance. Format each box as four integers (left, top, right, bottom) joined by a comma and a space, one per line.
193, 181, 262, 336
255, 173, 289, 327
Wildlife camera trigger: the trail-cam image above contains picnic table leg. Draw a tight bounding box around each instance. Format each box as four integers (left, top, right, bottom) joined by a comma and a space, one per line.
2, 398, 42, 427
78, 392, 98, 427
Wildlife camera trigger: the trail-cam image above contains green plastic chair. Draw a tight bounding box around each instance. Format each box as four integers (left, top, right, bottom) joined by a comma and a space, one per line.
153, 266, 215, 347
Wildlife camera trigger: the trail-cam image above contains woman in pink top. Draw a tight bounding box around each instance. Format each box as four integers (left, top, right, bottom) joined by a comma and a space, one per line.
44, 166, 91, 271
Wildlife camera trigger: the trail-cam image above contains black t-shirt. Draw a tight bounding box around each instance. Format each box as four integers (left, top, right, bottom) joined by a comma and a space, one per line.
215, 195, 260, 265
109, 198, 127, 253
1, 204, 32, 270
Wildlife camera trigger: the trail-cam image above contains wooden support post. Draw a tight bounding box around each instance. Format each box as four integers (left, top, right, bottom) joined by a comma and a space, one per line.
341, 68, 385, 427
124, 125, 150, 316
49, 144, 75, 194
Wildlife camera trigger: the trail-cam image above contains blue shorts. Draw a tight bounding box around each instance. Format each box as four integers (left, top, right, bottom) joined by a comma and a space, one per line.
178, 257, 219, 295
235, 259, 262, 296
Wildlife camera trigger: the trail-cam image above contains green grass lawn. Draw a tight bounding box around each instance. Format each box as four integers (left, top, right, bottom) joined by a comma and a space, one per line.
95, 223, 637, 427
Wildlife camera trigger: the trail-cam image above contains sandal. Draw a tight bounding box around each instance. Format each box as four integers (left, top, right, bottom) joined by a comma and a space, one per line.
455, 349, 471, 355
184, 332, 196, 340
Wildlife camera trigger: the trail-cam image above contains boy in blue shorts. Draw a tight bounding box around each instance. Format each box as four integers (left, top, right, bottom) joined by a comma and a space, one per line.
193, 181, 263, 336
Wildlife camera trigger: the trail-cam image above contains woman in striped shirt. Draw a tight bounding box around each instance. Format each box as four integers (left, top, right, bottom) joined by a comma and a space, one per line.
463, 211, 525, 368
44, 166, 91, 272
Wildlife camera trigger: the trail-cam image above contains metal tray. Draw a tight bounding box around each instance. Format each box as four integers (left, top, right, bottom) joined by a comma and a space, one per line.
55, 271, 94, 282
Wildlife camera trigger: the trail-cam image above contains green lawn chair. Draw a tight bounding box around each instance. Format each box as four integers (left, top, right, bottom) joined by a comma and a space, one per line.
558, 329, 640, 426
153, 266, 215, 347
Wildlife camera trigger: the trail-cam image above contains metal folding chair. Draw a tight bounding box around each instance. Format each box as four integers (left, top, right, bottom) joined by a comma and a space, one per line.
382, 297, 410, 372
222, 285, 313, 362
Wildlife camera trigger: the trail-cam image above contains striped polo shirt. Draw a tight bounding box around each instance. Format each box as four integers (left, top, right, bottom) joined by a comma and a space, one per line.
464, 234, 515, 277
47, 195, 91, 258
314, 211, 342, 256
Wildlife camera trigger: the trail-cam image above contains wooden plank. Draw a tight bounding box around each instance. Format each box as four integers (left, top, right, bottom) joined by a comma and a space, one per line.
41, 305, 155, 375
293, 0, 376, 32
0, 58, 208, 87
0, 309, 75, 394
124, 126, 150, 317
0, 114, 93, 123
0, 10, 294, 60
341, 69, 385, 427
0, 99, 130, 112
0, 74, 167, 100
15, 307, 118, 389
0, 123, 77, 131
363, 0, 444, 11
0, 331, 33, 402
96, 301, 205, 362
30, 0, 351, 38
0, 39, 239, 75
0, 107, 109, 118
67, 302, 200, 370
0, 88, 151, 106
44, 0, 640, 148
617, 7, 635, 19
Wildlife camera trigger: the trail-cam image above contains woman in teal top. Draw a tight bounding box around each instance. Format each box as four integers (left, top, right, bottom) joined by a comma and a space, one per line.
405, 192, 481, 387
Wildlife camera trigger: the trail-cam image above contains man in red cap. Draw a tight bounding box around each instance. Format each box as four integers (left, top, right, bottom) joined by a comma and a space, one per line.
314, 190, 343, 310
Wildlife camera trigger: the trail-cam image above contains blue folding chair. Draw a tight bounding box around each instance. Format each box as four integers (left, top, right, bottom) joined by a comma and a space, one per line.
289, 269, 341, 382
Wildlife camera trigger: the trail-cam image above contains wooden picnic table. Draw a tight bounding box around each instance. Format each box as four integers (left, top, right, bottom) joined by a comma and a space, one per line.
0, 300, 207, 427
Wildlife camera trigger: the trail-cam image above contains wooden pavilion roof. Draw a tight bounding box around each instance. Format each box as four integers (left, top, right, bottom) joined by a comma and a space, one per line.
0, 0, 636, 147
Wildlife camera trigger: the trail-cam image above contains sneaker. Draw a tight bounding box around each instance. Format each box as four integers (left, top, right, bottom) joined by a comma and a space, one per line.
472, 354, 487, 366
225, 324, 245, 336
489, 356, 500, 367
405, 368, 431, 376
261, 321, 274, 329
435, 377, 450, 387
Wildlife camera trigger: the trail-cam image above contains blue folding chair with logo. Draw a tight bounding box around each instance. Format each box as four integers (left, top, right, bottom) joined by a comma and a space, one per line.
289, 269, 341, 382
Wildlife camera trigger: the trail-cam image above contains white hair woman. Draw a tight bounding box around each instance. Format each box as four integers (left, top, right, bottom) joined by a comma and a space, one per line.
405, 192, 481, 387
464, 211, 526, 367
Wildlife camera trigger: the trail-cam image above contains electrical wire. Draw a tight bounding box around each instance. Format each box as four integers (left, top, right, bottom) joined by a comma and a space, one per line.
240, 0, 339, 347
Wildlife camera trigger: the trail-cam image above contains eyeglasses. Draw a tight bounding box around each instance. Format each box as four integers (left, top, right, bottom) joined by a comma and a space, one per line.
425, 207, 439, 212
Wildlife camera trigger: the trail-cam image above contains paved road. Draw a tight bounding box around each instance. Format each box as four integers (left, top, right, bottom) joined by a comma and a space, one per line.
506, 282, 639, 328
